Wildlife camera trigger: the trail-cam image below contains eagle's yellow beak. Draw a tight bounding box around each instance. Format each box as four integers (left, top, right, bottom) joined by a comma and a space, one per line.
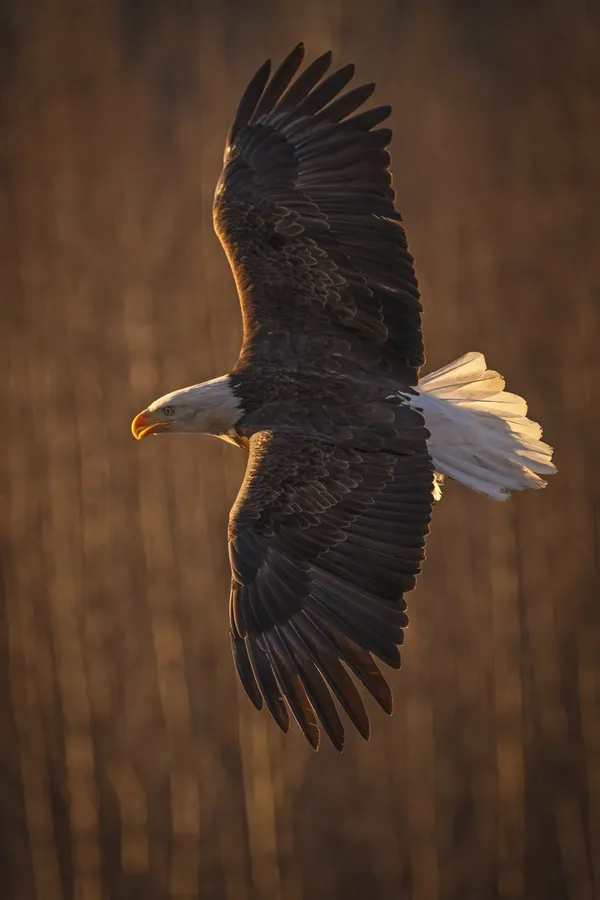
131, 411, 171, 440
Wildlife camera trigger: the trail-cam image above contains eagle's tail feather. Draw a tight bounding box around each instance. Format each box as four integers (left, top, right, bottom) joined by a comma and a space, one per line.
413, 352, 556, 501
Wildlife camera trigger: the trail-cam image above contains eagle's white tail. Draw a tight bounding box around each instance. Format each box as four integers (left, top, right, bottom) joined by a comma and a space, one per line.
412, 352, 556, 501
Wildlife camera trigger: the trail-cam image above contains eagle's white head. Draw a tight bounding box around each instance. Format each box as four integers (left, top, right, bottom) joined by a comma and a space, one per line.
131, 375, 242, 441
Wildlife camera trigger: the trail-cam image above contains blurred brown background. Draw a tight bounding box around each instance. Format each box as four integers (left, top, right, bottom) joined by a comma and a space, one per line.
1, 1, 599, 898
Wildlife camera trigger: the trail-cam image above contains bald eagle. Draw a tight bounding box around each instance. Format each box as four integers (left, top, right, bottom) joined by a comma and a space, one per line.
131, 44, 556, 751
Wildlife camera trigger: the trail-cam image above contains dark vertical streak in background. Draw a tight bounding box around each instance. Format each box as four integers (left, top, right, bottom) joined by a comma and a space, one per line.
1, 1, 599, 898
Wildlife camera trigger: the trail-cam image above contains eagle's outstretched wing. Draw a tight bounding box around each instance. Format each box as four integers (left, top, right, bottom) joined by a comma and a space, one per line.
228, 429, 433, 750
213, 43, 423, 382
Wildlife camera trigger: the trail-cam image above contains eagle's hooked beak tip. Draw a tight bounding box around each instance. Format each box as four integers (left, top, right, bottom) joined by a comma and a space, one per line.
131, 411, 150, 440
132, 411, 172, 440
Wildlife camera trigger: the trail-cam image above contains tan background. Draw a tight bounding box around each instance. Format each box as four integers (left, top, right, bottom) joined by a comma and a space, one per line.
2, 1, 599, 898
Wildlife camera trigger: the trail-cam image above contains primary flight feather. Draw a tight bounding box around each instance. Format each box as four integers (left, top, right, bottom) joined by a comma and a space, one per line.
131, 43, 556, 751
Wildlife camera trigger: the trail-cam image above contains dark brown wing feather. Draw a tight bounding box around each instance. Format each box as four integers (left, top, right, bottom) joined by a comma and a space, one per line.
228, 430, 434, 751
214, 43, 424, 382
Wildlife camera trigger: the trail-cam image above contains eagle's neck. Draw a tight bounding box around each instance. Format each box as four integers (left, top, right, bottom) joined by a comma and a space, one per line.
184, 374, 244, 438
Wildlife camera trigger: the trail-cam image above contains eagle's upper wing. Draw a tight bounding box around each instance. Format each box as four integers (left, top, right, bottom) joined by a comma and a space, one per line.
213, 43, 423, 381
228, 429, 433, 751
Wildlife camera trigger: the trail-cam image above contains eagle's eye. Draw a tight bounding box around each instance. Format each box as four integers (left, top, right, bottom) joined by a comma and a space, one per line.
163, 406, 174, 416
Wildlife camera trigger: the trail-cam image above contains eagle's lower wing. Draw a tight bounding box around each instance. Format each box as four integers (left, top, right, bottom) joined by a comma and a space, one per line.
228, 429, 434, 751
213, 43, 423, 381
